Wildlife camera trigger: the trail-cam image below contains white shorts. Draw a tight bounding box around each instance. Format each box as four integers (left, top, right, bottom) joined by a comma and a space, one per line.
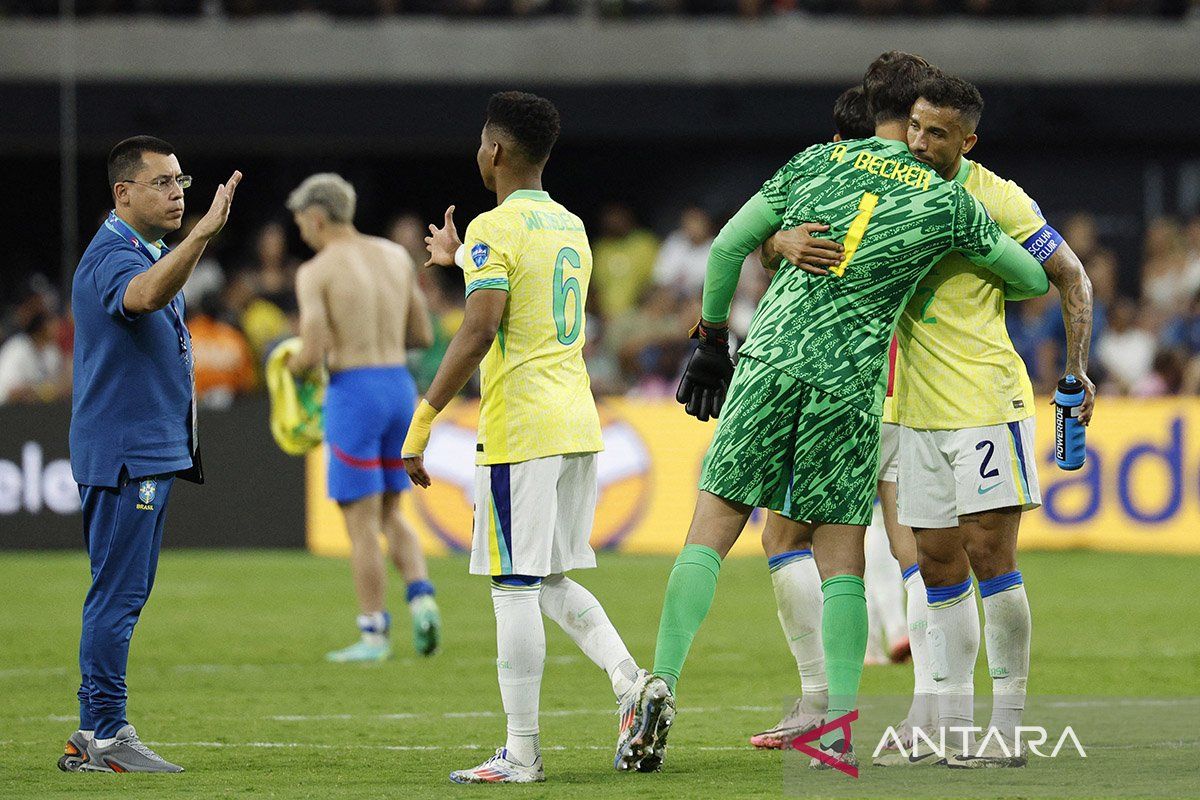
897, 417, 1041, 529
878, 422, 900, 484
469, 453, 599, 577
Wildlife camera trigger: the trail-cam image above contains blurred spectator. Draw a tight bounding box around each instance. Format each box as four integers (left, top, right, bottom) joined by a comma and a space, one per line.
409, 266, 468, 394
1095, 298, 1157, 394
0, 311, 68, 404
1007, 292, 1059, 393
728, 251, 769, 342
1062, 211, 1116, 267
1183, 214, 1200, 290
248, 220, 300, 314
1138, 347, 1187, 397
187, 294, 256, 409
387, 212, 429, 269
223, 271, 292, 367
582, 312, 625, 396
606, 284, 692, 396
178, 213, 227, 306
591, 203, 660, 320
1139, 216, 1190, 320
653, 205, 714, 296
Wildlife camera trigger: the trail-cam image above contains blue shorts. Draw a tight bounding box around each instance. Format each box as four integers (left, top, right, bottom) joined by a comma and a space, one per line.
324, 365, 417, 503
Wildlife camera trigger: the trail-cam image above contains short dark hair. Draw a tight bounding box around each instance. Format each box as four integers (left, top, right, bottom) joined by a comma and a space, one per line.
832, 85, 874, 140
916, 73, 985, 130
863, 51, 935, 124
107, 135, 175, 190
485, 91, 561, 164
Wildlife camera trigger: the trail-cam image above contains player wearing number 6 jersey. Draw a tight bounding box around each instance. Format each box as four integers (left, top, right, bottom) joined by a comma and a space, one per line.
406, 91, 644, 785
619, 52, 1052, 774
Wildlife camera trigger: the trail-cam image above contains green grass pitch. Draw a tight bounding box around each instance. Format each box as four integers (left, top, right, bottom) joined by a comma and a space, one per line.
2, 550, 1198, 798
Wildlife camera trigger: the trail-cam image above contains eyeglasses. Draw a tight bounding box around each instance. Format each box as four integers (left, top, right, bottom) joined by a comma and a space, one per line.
122, 175, 192, 192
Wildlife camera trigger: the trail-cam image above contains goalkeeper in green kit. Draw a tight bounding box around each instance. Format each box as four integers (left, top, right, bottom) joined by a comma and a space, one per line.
614, 52, 1051, 773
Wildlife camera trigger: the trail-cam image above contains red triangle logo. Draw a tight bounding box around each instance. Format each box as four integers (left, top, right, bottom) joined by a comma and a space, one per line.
790, 710, 859, 778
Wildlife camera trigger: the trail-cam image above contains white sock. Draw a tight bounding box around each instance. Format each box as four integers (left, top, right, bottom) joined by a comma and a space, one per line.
79, 730, 94, 741
768, 551, 828, 715
865, 576, 887, 663
864, 508, 908, 649
926, 579, 980, 754
492, 584, 544, 767
980, 573, 1030, 742
539, 573, 638, 698
94, 737, 115, 748
904, 567, 936, 728
357, 611, 390, 646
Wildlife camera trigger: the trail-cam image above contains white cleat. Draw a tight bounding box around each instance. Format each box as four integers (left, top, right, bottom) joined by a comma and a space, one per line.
749, 698, 824, 750
947, 733, 1026, 769
449, 748, 545, 783
872, 721, 943, 767
614, 674, 675, 773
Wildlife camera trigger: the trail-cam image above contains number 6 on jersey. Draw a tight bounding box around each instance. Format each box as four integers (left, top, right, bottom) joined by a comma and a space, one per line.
553, 246, 582, 345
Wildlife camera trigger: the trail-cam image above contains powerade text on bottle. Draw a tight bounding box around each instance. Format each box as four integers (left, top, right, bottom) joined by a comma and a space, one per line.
1054, 375, 1086, 471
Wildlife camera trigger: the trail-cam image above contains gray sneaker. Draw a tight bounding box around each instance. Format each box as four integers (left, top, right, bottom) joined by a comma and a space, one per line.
84, 725, 184, 773
57, 730, 92, 772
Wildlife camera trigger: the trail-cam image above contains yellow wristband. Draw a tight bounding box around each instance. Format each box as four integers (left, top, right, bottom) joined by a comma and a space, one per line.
401, 399, 440, 458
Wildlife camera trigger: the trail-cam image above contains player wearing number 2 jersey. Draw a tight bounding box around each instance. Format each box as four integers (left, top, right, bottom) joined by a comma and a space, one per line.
406, 91, 644, 785
620, 53, 1051, 775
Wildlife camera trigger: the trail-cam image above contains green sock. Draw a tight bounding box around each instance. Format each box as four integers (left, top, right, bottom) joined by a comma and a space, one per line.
820, 574, 867, 748
651, 543, 722, 693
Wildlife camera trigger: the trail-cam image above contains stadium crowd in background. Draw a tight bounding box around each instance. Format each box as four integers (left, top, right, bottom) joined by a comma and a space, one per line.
0, 0, 1194, 17
4, 208, 1200, 404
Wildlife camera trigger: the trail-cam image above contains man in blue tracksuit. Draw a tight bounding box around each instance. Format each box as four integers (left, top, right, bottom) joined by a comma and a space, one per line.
60, 135, 240, 774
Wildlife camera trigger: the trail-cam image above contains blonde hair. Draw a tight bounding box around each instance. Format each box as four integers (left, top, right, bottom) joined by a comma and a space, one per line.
286, 173, 356, 224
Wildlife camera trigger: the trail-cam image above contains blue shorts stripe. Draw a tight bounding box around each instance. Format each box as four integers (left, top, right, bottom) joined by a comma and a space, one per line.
1007, 421, 1032, 500
491, 464, 513, 574
492, 575, 541, 590
901, 563, 920, 581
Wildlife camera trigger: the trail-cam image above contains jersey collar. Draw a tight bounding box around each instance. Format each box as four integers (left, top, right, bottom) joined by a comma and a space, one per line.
502, 189, 551, 204
105, 210, 168, 261
952, 159, 972, 186
869, 136, 908, 153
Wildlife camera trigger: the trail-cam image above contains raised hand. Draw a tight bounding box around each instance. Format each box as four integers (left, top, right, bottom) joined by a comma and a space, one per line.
425, 205, 462, 268
193, 171, 242, 241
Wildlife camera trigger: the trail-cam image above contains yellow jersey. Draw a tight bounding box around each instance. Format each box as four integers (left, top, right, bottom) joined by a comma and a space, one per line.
889, 159, 1055, 429
460, 189, 603, 465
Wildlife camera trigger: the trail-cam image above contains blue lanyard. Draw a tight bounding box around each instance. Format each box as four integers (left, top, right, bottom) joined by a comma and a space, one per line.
105, 211, 189, 356
105, 211, 199, 453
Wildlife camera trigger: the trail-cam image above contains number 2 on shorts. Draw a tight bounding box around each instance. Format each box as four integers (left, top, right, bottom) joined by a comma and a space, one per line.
830, 191, 879, 277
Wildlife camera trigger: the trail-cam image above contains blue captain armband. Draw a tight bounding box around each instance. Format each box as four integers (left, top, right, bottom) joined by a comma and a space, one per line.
1023, 224, 1064, 264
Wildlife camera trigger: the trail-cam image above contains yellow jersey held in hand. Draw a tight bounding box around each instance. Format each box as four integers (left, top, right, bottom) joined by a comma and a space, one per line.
889, 159, 1060, 430
459, 189, 603, 465
266, 337, 326, 456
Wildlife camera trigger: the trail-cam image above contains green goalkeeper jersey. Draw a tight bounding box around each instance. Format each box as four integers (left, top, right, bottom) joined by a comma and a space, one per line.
705, 136, 1048, 416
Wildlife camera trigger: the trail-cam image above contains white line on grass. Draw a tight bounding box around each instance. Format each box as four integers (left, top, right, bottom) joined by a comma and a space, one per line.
0, 667, 68, 678
145, 740, 753, 753
143, 739, 1200, 754
265, 706, 772, 723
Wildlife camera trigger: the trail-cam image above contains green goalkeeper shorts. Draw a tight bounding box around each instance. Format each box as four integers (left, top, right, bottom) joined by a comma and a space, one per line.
698, 355, 880, 526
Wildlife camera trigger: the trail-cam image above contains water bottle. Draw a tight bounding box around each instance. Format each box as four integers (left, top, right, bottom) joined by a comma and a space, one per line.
1054, 375, 1086, 471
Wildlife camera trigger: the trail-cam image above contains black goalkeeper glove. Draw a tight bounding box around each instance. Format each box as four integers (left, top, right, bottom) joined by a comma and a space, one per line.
676, 320, 734, 422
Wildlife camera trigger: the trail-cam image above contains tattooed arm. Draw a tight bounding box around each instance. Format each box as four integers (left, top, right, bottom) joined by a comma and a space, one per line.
1041, 241, 1096, 425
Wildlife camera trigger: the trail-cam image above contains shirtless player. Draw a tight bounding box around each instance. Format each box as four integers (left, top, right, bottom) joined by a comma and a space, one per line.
287, 173, 442, 661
